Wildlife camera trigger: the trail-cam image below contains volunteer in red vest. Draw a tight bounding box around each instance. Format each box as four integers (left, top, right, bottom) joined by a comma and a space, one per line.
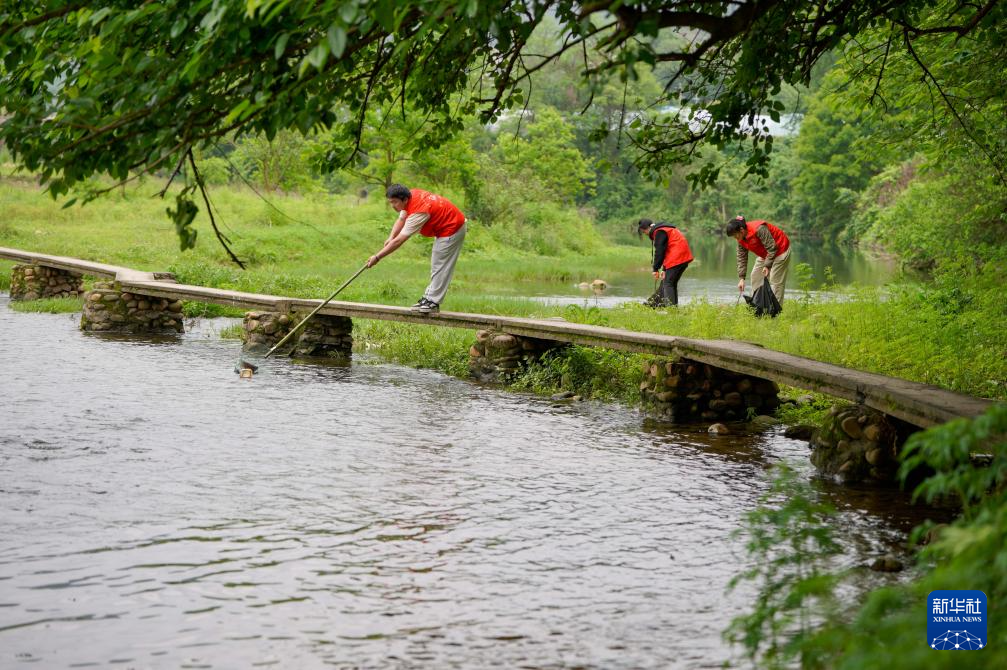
638, 218, 693, 306
725, 215, 792, 303
367, 184, 467, 314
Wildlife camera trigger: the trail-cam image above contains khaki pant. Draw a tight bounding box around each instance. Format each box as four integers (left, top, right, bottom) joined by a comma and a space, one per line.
423, 223, 466, 305
751, 247, 791, 303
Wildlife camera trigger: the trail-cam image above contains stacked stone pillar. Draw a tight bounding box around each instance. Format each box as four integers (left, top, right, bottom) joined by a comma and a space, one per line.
469, 329, 564, 382
639, 358, 781, 423
80, 281, 185, 333
242, 311, 352, 358
10, 264, 83, 301
810, 404, 911, 483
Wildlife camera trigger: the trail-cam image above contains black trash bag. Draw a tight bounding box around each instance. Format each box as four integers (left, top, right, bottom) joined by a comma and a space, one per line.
643, 292, 668, 308
743, 285, 782, 318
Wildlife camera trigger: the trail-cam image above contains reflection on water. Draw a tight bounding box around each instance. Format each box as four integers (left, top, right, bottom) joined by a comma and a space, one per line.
0, 296, 940, 668
508, 237, 898, 307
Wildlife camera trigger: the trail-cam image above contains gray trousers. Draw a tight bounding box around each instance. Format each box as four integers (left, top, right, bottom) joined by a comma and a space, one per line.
423, 223, 466, 305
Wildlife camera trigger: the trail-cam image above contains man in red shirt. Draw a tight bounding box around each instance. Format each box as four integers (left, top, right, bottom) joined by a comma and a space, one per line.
638, 219, 693, 306
367, 184, 467, 314
725, 215, 792, 303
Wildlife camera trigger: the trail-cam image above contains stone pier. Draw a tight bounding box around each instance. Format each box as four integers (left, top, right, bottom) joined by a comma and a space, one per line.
809, 404, 916, 483
10, 264, 84, 301
242, 311, 352, 358
468, 329, 564, 382
639, 358, 781, 423
80, 281, 185, 333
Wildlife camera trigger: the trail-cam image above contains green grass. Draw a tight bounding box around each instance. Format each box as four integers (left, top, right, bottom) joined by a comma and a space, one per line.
354, 321, 472, 377
219, 324, 245, 340
0, 175, 638, 304
181, 301, 247, 318
2, 175, 1004, 405
775, 391, 835, 425
8, 296, 83, 313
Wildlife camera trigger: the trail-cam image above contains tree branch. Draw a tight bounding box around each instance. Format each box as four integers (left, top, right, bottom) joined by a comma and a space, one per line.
902, 28, 1007, 187
0, 3, 86, 37
868, 32, 894, 111
187, 148, 246, 268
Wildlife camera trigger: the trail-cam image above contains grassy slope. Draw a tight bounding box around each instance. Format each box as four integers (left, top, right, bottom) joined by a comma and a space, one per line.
1, 177, 1004, 403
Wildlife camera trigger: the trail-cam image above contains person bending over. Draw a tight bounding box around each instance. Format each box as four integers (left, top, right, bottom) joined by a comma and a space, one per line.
725, 215, 792, 303
367, 184, 467, 314
638, 218, 693, 306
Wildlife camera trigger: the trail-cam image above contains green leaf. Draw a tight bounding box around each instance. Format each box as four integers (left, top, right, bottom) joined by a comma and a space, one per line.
326, 25, 347, 58
274, 32, 290, 59
225, 99, 251, 125
170, 17, 187, 40
166, 193, 199, 251
340, 3, 359, 23
89, 7, 112, 25
307, 42, 329, 70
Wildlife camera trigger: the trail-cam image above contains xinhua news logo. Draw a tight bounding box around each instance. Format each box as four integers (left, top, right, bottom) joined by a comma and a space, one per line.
928, 590, 987, 651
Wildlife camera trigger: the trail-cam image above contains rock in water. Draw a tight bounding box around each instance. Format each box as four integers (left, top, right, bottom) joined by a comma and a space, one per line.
870, 555, 904, 572
784, 424, 816, 440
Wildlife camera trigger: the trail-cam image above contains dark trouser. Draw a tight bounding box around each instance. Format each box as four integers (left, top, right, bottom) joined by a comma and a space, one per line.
660, 261, 690, 306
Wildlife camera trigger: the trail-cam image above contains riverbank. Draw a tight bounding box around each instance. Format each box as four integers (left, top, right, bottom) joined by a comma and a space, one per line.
2, 178, 1003, 413
3, 179, 1004, 668
4, 292, 943, 668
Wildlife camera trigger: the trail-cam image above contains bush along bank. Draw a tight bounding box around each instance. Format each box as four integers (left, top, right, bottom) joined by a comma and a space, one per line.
728, 403, 1007, 669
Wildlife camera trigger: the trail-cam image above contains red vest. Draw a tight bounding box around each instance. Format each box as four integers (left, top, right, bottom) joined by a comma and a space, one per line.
739, 220, 790, 258
648, 224, 694, 269
405, 189, 466, 238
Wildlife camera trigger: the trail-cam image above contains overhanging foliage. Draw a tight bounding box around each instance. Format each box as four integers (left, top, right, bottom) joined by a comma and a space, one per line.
1, 1, 1002, 259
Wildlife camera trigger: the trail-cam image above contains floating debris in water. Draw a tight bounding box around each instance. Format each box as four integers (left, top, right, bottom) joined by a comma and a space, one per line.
235, 360, 258, 379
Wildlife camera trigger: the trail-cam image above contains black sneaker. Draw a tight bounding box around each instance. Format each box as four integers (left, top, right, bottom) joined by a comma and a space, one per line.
410, 298, 428, 312
417, 299, 439, 314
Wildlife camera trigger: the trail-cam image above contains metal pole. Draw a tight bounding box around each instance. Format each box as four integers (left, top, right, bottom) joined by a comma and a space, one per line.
264, 263, 368, 358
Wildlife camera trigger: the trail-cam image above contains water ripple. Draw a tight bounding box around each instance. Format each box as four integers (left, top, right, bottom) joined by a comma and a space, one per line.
0, 295, 937, 668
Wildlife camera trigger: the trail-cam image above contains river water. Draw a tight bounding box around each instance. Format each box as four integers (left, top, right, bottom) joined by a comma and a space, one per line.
510, 237, 898, 308
0, 295, 937, 668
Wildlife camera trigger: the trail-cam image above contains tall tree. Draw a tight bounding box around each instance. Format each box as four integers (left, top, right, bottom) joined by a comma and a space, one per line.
1, 0, 1001, 258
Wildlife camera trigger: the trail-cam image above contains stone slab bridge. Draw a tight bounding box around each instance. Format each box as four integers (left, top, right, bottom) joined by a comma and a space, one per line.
2, 246, 995, 482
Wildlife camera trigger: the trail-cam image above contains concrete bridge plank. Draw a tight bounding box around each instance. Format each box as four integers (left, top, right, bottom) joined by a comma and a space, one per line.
1, 247, 994, 428
0, 246, 128, 278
